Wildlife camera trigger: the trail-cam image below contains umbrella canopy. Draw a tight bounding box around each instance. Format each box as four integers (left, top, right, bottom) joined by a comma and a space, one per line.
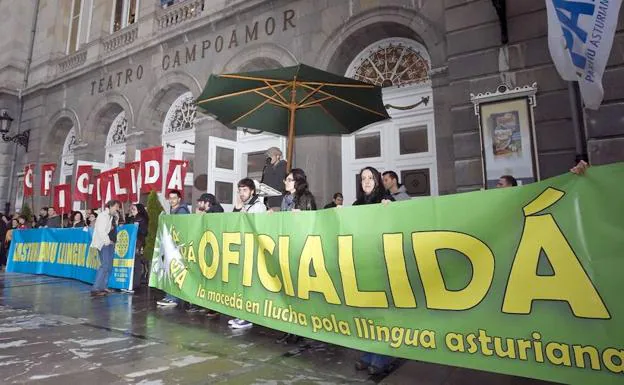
196, 64, 390, 168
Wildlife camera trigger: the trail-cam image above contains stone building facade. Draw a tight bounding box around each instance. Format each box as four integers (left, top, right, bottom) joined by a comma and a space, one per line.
0, 0, 623, 212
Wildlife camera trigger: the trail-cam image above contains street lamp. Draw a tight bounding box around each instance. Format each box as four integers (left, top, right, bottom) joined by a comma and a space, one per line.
0, 109, 30, 152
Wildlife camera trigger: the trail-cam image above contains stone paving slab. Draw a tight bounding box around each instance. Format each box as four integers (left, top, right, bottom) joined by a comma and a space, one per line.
0, 272, 559, 385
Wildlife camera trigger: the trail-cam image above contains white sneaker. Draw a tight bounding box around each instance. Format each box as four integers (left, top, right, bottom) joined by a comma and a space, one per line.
157, 298, 178, 307
229, 319, 253, 329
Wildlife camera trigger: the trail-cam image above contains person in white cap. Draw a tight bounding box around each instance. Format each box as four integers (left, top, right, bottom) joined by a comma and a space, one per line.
261, 147, 287, 211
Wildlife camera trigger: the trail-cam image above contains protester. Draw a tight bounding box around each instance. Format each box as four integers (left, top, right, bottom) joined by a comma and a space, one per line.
229, 178, 267, 329
353, 166, 395, 374
233, 178, 267, 214
382, 171, 410, 201
5, 218, 18, 248
496, 175, 517, 188
128, 203, 149, 289
46, 207, 62, 228
324, 192, 343, 209
277, 168, 316, 343
36, 208, 48, 228
261, 147, 287, 211
4, 218, 18, 262
354, 167, 394, 206
17, 215, 30, 229
72, 211, 86, 228
189, 193, 224, 316
90, 200, 121, 297
0, 214, 8, 270
196, 193, 224, 213
280, 168, 316, 212
87, 212, 98, 227
157, 190, 190, 307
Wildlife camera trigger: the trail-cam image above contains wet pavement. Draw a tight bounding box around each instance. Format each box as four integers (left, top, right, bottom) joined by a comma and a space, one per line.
0, 272, 558, 385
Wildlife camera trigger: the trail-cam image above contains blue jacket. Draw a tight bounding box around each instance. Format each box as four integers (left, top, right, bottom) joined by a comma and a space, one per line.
171, 204, 190, 215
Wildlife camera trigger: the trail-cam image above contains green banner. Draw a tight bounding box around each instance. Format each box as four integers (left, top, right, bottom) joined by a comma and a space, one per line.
150, 163, 624, 385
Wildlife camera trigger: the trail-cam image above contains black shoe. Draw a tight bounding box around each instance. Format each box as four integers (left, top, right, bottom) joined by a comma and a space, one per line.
288, 335, 303, 344
368, 365, 388, 375
276, 333, 291, 344
355, 360, 368, 371
205, 310, 220, 319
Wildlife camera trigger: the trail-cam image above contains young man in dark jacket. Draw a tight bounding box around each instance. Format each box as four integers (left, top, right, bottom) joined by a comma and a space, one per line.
195, 193, 224, 213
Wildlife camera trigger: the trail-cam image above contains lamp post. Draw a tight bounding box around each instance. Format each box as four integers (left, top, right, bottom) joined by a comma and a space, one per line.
0, 109, 30, 152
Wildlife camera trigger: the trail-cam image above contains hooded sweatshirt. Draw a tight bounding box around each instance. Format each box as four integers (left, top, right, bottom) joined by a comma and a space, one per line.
390, 185, 410, 201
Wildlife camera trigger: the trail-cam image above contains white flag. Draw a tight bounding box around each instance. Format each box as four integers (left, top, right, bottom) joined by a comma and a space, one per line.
546, 0, 623, 109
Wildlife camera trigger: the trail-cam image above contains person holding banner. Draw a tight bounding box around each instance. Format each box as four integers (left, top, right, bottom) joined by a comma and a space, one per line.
0, 214, 8, 270
90, 200, 121, 297
35, 208, 48, 228
46, 207, 62, 228
128, 203, 149, 288
353, 166, 396, 375
229, 178, 267, 329
157, 190, 190, 307
276, 168, 316, 344
71, 212, 86, 228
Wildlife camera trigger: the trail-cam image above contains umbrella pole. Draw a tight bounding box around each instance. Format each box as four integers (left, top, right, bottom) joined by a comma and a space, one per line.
286, 105, 296, 171
286, 79, 297, 171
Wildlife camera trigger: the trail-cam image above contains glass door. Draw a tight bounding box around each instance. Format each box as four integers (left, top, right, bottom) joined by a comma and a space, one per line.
208, 137, 239, 212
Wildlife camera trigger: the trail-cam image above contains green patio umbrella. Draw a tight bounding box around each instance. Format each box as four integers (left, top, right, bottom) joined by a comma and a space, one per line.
195, 63, 390, 169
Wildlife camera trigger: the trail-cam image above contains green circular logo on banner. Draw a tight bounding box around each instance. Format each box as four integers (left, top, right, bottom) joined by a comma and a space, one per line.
115, 230, 130, 257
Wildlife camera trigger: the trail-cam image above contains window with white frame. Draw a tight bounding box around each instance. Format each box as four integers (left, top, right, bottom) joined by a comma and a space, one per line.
112, 0, 139, 32
67, 0, 83, 53
105, 111, 128, 168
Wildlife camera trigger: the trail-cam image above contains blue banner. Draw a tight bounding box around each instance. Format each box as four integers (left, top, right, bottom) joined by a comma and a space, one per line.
6, 225, 139, 290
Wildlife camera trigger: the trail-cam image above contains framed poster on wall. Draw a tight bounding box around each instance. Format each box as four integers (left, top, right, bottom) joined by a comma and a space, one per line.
471, 83, 539, 188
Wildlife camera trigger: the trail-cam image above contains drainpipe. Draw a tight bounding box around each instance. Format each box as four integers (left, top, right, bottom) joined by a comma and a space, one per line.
5, 0, 40, 214
568, 82, 588, 163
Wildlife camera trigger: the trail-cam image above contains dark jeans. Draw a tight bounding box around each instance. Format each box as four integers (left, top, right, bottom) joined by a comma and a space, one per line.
360, 353, 394, 369
92, 244, 114, 291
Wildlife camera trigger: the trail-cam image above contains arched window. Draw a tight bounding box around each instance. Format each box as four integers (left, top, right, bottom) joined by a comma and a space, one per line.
60, 127, 77, 184
348, 38, 431, 88
163, 91, 197, 136
105, 111, 127, 168
162, 91, 197, 205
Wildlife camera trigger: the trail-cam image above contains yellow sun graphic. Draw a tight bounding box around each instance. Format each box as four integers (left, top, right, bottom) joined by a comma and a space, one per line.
115, 230, 130, 257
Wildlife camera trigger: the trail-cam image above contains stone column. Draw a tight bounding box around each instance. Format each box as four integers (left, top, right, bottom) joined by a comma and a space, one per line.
431, 67, 457, 196
293, 135, 341, 209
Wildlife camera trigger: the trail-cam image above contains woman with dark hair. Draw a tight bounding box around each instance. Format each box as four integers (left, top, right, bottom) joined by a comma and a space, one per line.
72, 211, 86, 228
128, 203, 150, 287
353, 166, 395, 375
354, 167, 393, 206
17, 215, 30, 229
276, 168, 316, 344
87, 212, 98, 227
280, 168, 316, 212
4, 218, 19, 262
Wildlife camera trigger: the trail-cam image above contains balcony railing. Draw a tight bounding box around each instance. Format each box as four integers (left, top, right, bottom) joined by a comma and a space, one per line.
102, 24, 139, 54
157, 0, 205, 31
57, 49, 87, 73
